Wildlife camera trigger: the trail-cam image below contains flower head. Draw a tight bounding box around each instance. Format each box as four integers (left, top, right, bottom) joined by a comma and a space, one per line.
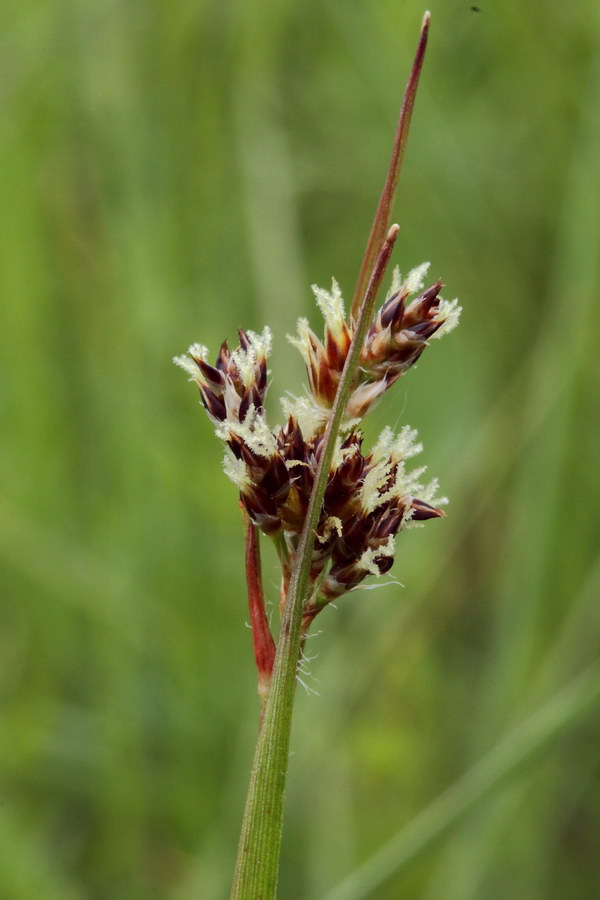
175, 259, 458, 616
288, 266, 461, 425
288, 279, 352, 408
174, 326, 272, 424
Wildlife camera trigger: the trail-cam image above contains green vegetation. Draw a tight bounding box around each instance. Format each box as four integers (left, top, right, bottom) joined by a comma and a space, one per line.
1, 1, 599, 898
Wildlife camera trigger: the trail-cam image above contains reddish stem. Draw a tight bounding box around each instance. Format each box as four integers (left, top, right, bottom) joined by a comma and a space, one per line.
350, 11, 430, 320
243, 513, 276, 708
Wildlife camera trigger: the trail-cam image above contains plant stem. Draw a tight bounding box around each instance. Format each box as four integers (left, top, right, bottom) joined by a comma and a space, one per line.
231, 11, 432, 892
230, 226, 400, 899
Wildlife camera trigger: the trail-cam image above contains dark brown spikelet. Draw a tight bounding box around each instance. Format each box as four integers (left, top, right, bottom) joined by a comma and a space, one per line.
362, 280, 444, 378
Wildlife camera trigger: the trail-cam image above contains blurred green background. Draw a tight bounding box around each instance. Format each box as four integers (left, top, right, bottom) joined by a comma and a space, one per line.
1, 0, 599, 897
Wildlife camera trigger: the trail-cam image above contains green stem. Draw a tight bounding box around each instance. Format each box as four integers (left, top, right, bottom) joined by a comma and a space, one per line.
230, 225, 400, 899
271, 531, 292, 616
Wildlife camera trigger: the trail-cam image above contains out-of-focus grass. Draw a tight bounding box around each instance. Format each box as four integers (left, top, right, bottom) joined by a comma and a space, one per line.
1, 1, 599, 898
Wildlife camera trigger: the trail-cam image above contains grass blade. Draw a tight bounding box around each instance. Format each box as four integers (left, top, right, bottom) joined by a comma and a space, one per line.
324, 660, 600, 900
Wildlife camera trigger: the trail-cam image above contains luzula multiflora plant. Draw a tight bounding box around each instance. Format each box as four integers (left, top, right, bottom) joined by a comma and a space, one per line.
175, 12, 460, 899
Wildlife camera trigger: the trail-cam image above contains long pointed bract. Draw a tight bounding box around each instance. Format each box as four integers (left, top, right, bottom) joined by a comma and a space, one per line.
350, 11, 430, 320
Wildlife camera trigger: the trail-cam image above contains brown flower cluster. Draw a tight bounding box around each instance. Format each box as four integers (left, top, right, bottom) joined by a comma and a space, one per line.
175, 262, 460, 624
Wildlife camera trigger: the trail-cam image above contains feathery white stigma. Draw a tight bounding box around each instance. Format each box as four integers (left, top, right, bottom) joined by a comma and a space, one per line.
318, 516, 343, 543
280, 395, 327, 441
331, 437, 357, 469
359, 536, 396, 576
311, 278, 346, 334
402, 479, 448, 530
432, 298, 462, 338
173, 354, 200, 379
360, 457, 427, 514
372, 425, 423, 463
173, 343, 208, 380
188, 343, 209, 361
222, 450, 251, 490
217, 406, 277, 458
386, 265, 403, 299
404, 261, 430, 294
287, 317, 312, 364
231, 326, 272, 387
419, 477, 448, 508
360, 459, 394, 513
360, 426, 429, 513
